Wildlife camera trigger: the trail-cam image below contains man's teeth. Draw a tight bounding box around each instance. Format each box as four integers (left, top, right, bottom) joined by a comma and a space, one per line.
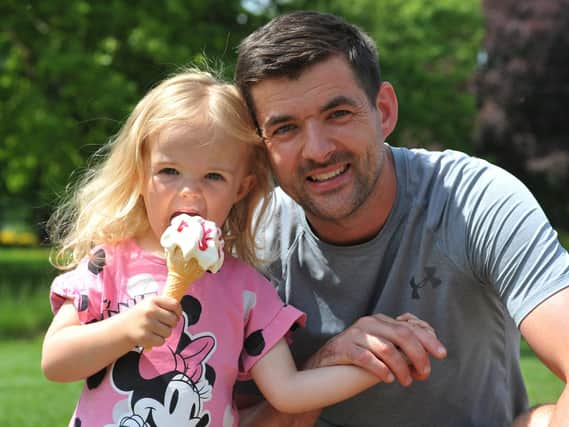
309, 165, 347, 182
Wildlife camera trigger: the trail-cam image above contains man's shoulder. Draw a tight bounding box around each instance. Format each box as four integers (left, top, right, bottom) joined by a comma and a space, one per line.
395, 145, 482, 171
394, 146, 507, 191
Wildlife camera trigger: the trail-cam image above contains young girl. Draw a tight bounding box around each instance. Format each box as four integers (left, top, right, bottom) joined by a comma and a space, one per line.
42, 68, 385, 427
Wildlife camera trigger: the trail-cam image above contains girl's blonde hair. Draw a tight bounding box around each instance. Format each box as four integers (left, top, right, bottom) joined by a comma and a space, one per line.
49, 68, 272, 270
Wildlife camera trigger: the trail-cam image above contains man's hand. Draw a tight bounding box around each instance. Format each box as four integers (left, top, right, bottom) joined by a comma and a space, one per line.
304, 313, 447, 387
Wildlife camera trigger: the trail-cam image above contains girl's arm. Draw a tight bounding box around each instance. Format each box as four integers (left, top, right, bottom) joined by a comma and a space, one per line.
41, 296, 180, 382
250, 338, 380, 414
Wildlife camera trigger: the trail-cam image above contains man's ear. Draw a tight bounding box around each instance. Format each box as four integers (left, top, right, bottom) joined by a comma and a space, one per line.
375, 82, 399, 140
235, 174, 257, 203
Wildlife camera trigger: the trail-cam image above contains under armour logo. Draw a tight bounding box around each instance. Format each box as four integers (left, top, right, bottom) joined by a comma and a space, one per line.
409, 267, 442, 299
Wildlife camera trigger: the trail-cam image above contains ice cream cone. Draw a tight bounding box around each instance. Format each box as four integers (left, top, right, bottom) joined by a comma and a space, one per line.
144, 214, 223, 352
163, 250, 205, 301
144, 252, 205, 351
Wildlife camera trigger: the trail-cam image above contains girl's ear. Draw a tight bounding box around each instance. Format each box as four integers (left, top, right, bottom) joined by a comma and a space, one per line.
235, 174, 256, 204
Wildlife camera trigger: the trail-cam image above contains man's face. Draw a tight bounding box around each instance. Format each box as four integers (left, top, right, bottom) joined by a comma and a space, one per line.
251, 55, 393, 223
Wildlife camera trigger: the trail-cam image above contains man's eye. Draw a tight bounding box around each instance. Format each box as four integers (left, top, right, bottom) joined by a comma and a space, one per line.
329, 110, 351, 119
273, 123, 297, 136
205, 172, 224, 181
158, 167, 179, 176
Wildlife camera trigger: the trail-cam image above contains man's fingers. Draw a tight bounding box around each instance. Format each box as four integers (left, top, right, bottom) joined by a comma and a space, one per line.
388, 317, 447, 383
356, 314, 447, 385
399, 319, 447, 360
396, 313, 436, 336
414, 325, 447, 359
309, 325, 399, 383
348, 344, 396, 383
313, 313, 447, 388
391, 313, 447, 359
348, 316, 423, 386
363, 333, 415, 386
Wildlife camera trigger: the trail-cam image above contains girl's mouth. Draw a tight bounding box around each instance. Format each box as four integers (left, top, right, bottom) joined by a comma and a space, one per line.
170, 211, 200, 222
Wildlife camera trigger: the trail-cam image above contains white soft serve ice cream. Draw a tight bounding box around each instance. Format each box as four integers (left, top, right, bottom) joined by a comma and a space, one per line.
160, 214, 224, 273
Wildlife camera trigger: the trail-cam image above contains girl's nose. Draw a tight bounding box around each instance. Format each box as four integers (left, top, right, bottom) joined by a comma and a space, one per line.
180, 180, 202, 200
179, 182, 206, 212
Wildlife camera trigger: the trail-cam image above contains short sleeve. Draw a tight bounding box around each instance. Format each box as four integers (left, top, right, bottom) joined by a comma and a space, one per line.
50, 247, 107, 324
238, 277, 305, 380
462, 162, 569, 325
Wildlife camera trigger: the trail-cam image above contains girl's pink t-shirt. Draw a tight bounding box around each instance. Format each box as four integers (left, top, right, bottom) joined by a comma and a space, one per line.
50, 239, 304, 427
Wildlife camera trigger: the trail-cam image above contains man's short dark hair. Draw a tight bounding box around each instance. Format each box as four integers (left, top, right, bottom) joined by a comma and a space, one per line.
235, 11, 382, 127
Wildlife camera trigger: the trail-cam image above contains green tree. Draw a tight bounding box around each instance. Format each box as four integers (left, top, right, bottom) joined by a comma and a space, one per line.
265, 0, 484, 151
0, 0, 258, 237
0, 1, 489, 238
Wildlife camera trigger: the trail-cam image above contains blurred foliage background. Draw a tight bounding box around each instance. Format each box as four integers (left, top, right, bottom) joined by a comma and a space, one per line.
1, 0, 567, 246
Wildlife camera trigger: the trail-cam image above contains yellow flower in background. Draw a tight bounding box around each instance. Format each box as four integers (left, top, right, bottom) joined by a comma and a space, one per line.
17, 231, 39, 246
0, 229, 17, 245
0, 228, 38, 246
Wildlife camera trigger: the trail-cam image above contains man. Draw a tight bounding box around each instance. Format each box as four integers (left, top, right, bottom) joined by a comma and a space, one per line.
234, 11, 569, 427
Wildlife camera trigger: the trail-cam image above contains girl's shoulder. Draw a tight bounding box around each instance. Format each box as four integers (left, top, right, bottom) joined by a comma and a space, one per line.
77, 239, 164, 276
96, 239, 163, 262
218, 255, 266, 281
213, 255, 281, 299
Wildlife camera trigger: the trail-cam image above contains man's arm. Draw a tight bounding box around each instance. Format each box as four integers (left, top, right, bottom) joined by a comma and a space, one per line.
514, 286, 569, 426
237, 313, 447, 426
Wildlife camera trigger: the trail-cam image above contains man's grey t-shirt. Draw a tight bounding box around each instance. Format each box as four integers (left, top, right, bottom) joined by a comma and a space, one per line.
255, 146, 569, 427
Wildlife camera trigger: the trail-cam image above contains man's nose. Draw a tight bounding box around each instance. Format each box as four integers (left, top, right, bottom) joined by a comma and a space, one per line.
301, 121, 334, 163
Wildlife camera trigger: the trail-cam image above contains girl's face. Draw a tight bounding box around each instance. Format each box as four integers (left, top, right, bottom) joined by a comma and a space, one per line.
140, 123, 255, 254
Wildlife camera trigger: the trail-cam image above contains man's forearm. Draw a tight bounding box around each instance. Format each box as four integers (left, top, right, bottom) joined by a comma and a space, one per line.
239, 399, 321, 427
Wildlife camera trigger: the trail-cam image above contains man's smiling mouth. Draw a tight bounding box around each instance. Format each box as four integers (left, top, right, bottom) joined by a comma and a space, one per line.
307, 164, 348, 182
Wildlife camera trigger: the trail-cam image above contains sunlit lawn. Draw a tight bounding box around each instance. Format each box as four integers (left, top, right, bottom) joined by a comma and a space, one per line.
0, 337, 563, 426
521, 339, 565, 404
0, 337, 82, 426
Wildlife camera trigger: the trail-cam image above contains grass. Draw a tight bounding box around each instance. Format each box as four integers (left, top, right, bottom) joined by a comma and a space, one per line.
0, 337, 82, 426
0, 247, 51, 262
520, 339, 564, 403
0, 336, 562, 427
0, 247, 55, 282
0, 247, 57, 339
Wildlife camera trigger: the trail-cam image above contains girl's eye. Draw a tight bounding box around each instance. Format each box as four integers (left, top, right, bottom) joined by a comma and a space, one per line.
158, 167, 179, 176
205, 172, 224, 181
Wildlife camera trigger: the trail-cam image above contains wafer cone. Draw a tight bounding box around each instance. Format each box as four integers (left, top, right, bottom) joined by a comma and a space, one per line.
144, 249, 205, 352
163, 248, 205, 301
